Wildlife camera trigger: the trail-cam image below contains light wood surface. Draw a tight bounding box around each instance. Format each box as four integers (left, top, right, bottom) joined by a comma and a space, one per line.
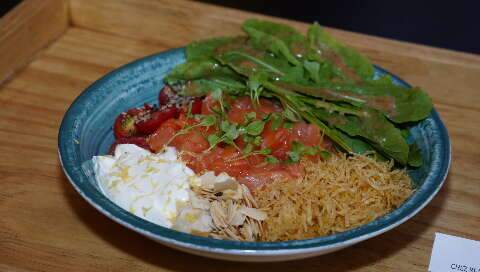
0, 0, 69, 85
1, 0, 479, 271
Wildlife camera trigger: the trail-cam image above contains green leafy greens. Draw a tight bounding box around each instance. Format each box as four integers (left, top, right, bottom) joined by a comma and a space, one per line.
164, 19, 433, 166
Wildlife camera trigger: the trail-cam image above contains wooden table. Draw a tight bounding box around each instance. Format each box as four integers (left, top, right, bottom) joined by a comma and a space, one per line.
1, 0, 479, 271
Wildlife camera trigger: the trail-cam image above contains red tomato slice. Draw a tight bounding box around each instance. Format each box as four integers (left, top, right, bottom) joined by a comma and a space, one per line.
159, 85, 175, 105
191, 98, 202, 114
135, 106, 178, 135
113, 113, 136, 139
179, 98, 203, 115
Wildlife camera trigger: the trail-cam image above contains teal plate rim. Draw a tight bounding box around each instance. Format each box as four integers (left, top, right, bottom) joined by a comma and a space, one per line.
58, 48, 451, 252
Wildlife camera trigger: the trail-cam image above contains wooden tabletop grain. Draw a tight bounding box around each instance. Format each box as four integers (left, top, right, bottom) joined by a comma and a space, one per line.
1, 0, 479, 271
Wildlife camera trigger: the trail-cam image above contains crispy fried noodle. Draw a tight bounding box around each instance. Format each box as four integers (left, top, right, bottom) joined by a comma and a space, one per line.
255, 154, 414, 241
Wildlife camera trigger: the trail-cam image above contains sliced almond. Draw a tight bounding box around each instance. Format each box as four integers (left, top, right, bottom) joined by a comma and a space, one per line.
239, 206, 268, 221
213, 178, 238, 192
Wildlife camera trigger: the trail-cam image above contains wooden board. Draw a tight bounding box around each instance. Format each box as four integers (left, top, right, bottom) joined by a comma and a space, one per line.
0, 0, 69, 85
1, 0, 479, 271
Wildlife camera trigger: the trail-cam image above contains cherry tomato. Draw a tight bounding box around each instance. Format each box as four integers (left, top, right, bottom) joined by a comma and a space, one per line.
179, 98, 203, 115
190, 98, 202, 114
135, 106, 179, 135
113, 113, 136, 139
159, 85, 176, 105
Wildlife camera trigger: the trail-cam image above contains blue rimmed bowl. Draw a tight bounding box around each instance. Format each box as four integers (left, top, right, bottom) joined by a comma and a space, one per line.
58, 48, 451, 262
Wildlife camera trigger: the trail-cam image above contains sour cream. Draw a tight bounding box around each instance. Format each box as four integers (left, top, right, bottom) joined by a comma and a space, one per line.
92, 144, 200, 228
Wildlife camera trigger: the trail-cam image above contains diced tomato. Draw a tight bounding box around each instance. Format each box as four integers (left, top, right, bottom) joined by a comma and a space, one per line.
115, 93, 330, 191
205, 146, 250, 177
290, 123, 321, 147
201, 94, 221, 115
170, 130, 209, 153
147, 118, 182, 152
227, 97, 281, 124
227, 97, 254, 124
109, 136, 150, 154
247, 154, 265, 165
261, 127, 290, 150
257, 98, 282, 115
261, 127, 291, 160
135, 106, 178, 135
238, 165, 293, 190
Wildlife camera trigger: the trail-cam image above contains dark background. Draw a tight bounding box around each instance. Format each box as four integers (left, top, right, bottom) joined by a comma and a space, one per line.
2, 0, 478, 54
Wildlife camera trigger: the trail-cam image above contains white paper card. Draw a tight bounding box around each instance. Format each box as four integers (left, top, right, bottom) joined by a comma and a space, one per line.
429, 233, 480, 272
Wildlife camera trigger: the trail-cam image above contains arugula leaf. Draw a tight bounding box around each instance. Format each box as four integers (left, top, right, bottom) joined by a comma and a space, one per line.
310, 107, 409, 164
169, 77, 246, 97
303, 60, 345, 84
214, 39, 306, 82
247, 75, 264, 104
303, 60, 321, 83
216, 48, 289, 78
164, 58, 239, 83
274, 79, 433, 123
243, 19, 302, 65
333, 129, 376, 154
408, 143, 423, 167
283, 108, 299, 122
307, 23, 374, 80
186, 37, 238, 60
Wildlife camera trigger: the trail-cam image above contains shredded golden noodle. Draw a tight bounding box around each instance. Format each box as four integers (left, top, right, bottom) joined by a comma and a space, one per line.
255, 154, 414, 241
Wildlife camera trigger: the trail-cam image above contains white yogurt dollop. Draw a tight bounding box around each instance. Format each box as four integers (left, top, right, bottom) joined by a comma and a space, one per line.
92, 144, 199, 228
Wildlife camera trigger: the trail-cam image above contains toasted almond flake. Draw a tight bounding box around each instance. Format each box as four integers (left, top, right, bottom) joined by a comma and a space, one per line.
214, 179, 238, 192
239, 207, 267, 221
191, 173, 266, 242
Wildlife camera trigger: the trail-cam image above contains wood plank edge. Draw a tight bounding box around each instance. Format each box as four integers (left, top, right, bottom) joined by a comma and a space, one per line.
0, 0, 71, 86
69, 0, 480, 68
